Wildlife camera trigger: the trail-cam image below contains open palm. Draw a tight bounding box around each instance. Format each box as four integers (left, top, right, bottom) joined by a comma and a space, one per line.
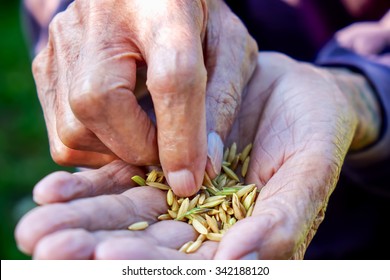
15, 52, 376, 259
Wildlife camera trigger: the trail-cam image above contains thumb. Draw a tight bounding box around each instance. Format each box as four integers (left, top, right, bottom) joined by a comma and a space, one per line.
144, 1, 208, 197
204, 0, 258, 178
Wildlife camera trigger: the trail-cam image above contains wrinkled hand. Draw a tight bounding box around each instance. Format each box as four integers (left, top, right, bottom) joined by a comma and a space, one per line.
336, 10, 390, 64
16, 52, 380, 259
32, 0, 257, 196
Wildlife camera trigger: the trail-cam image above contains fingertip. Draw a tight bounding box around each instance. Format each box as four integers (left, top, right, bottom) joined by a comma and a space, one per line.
167, 169, 200, 197
34, 229, 95, 260
33, 171, 82, 204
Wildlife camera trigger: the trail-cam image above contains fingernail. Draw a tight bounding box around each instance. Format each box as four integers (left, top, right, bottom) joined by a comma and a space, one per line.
167, 169, 196, 197
207, 132, 224, 178
240, 251, 258, 260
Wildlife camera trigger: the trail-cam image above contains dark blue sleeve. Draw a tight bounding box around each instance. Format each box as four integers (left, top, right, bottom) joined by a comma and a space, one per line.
316, 39, 390, 197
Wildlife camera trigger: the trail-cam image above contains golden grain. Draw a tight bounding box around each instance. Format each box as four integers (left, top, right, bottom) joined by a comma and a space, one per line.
128, 221, 149, 231
146, 181, 171, 190
167, 189, 174, 206
143, 142, 258, 254
206, 232, 223, 242
192, 219, 208, 235
186, 240, 203, 253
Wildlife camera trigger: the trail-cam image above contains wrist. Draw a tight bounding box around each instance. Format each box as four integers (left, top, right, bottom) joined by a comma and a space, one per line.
327, 67, 382, 151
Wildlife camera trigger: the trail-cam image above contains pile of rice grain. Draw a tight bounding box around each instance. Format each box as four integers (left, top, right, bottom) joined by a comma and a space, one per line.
129, 142, 258, 254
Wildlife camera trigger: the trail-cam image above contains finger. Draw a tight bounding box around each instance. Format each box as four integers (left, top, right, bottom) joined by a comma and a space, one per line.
96, 238, 197, 260
32, 38, 117, 168
96, 237, 218, 260
65, 1, 159, 166
205, 0, 258, 178
33, 160, 144, 204
144, 0, 208, 197
48, 8, 112, 154
33, 220, 197, 259
214, 156, 331, 259
15, 186, 167, 255
351, 29, 390, 55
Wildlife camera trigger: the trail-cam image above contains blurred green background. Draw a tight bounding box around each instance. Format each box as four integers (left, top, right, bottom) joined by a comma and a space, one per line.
0, 1, 71, 259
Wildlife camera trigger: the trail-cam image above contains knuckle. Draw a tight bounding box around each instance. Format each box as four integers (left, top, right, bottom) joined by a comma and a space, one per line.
148, 54, 207, 96
69, 78, 109, 119
50, 142, 74, 166
48, 12, 65, 37
56, 118, 88, 150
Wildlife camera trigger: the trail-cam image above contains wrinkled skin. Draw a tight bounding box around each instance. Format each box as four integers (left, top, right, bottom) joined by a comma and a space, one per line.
31, 0, 258, 196
15, 53, 381, 259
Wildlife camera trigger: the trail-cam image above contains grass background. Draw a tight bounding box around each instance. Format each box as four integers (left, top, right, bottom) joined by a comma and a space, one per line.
0, 1, 72, 259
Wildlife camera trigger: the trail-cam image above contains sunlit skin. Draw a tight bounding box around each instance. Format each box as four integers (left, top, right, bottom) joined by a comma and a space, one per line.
15, 53, 380, 259
28, 0, 258, 197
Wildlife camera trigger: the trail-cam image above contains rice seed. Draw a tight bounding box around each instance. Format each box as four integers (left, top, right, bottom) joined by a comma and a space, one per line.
179, 241, 193, 253
186, 239, 203, 253
222, 161, 231, 167
222, 201, 229, 212
188, 194, 200, 210
225, 179, 239, 188
218, 205, 227, 224
203, 172, 214, 189
207, 209, 220, 216
168, 209, 177, 219
177, 198, 190, 220
131, 175, 145, 186
227, 142, 237, 163
240, 143, 253, 162
197, 234, 207, 242
203, 195, 226, 204
128, 221, 149, 231
231, 154, 241, 171
198, 193, 206, 205
192, 219, 209, 235
146, 181, 171, 190
241, 156, 250, 178
243, 188, 257, 210
205, 214, 219, 233
232, 193, 246, 220
206, 186, 220, 196
222, 165, 240, 182
167, 189, 174, 206
236, 184, 256, 198
223, 147, 229, 162
157, 213, 172, 220
206, 232, 223, 242
226, 207, 234, 215
246, 203, 255, 217
171, 196, 179, 211
190, 214, 208, 228
146, 170, 158, 182
217, 173, 227, 184
185, 207, 211, 217
229, 217, 237, 225
199, 198, 225, 209
217, 176, 227, 189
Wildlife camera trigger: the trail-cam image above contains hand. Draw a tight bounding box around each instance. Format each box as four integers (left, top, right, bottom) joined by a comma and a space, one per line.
31, 0, 258, 196
336, 10, 390, 64
16, 52, 380, 259
15, 161, 215, 259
